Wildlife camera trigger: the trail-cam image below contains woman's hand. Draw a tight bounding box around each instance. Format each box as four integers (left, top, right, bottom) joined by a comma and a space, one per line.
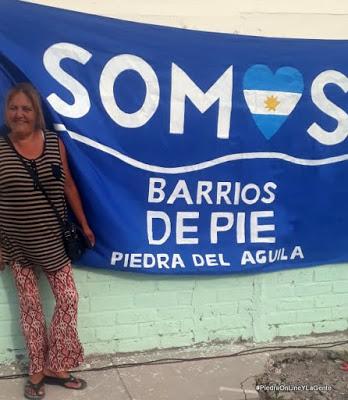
82, 225, 95, 248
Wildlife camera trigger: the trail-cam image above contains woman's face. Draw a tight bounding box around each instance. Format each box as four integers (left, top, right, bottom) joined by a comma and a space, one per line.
6, 92, 37, 135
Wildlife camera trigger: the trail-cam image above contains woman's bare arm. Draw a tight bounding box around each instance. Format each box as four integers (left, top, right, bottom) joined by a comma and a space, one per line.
59, 139, 95, 246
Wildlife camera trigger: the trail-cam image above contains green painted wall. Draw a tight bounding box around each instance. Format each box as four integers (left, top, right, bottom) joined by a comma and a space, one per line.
1, 264, 348, 364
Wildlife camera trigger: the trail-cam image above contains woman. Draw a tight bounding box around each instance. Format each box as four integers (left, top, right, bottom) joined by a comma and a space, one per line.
0, 82, 95, 399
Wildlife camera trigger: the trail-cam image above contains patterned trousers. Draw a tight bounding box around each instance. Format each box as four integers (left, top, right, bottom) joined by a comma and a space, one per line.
11, 262, 84, 375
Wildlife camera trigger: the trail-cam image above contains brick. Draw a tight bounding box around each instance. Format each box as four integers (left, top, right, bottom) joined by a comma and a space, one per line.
220, 315, 252, 329
332, 281, 348, 293
0, 304, 17, 320
268, 311, 297, 325
0, 335, 24, 350
156, 280, 195, 291
312, 320, 348, 334
115, 324, 138, 339
192, 289, 217, 305
86, 270, 113, 282
315, 294, 348, 308
314, 266, 345, 282
136, 322, 156, 337
258, 324, 278, 341
0, 321, 17, 336
294, 283, 332, 297
332, 267, 348, 280
78, 312, 117, 328
157, 321, 182, 335
181, 318, 195, 333
278, 323, 313, 337
256, 298, 275, 312
83, 341, 118, 355
296, 308, 331, 323
216, 287, 253, 301
134, 292, 178, 308
238, 300, 254, 312
332, 307, 348, 319
266, 285, 295, 298
95, 327, 117, 341
78, 282, 111, 296
276, 298, 314, 311
257, 272, 279, 286
117, 309, 158, 324
78, 328, 96, 343
213, 328, 251, 341
118, 336, 160, 353
216, 303, 239, 316
157, 307, 193, 320
193, 330, 210, 343
195, 277, 229, 289
197, 276, 253, 289
195, 317, 221, 331
0, 294, 18, 305
109, 279, 157, 294
194, 304, 223, 319
78, 297, 90, 313
160, 333, 194, 348
195, 303, 238, 318
0, 273, 13, 289
71, 268, 88, 282
90, 295, 133, 312
41, 302, 54, 319
138, 321, 181, 337
277, 268, 314, 283
177, 291, 193, 305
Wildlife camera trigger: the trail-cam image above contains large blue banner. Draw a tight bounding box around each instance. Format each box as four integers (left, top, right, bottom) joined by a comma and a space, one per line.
1, 0, 348, 274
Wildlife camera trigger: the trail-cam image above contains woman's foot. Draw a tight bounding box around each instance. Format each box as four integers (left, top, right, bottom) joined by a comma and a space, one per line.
24, 372, 45, 400
44, 369, 86, 389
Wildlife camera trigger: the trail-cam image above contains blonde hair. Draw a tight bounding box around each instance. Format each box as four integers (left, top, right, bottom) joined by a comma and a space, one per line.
5, 82, 46, 130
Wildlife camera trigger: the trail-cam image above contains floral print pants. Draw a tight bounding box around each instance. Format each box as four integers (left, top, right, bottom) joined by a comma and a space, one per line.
11, 262, 84, 375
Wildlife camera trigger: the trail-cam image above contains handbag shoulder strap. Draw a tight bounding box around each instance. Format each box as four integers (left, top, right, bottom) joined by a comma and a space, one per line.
4, 134, 66, 229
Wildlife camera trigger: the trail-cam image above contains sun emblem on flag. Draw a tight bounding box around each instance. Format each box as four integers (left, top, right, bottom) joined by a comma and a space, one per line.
264, 95, 280, 112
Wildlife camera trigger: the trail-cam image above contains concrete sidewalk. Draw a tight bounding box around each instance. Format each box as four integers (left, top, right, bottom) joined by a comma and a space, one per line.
1, 336, 347, 400
0, 355, 264, 400
0, 342, 267, 400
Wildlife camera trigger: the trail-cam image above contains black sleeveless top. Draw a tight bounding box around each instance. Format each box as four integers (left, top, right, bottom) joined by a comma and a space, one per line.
0, 131, 70, 271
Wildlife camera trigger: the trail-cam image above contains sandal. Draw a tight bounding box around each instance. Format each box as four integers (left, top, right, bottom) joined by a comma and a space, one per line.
24, 379, 45, 400
44, 373, 87, 390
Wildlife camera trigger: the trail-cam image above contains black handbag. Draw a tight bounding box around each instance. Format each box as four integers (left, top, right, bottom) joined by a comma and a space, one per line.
62, 220, 91, 262
7, 135, 91, 262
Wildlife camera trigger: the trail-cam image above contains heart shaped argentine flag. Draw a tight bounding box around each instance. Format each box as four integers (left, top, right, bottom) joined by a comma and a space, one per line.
243, 65, 304, 139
